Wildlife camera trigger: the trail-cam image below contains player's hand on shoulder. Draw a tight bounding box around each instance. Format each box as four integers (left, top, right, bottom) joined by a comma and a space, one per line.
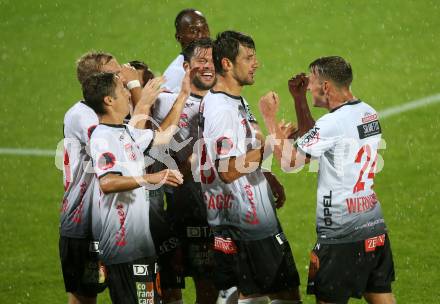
258, 91, 279, 120
288, 73, 309, 99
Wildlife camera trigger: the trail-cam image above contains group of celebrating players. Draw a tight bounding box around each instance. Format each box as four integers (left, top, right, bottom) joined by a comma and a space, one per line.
59, 8, 396, 304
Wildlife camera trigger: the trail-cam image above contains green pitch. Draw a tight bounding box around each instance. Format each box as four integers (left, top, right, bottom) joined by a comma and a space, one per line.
1, 0, 439, 303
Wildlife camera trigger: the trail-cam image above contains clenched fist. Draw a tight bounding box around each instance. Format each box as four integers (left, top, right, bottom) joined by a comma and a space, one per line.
258, 91, 280, 121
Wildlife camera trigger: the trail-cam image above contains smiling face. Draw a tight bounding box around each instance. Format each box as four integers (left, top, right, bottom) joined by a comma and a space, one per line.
176, 11, 210, 49
231, 44, 258, 86
189, 46, 216, 90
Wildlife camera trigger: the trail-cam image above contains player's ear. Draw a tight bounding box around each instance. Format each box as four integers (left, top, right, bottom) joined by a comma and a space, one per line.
323, 81, 330, 95
221, 58, 232, 72
103, 95, 113, 106
183, 61, 190, 72
175, 32, 181, 42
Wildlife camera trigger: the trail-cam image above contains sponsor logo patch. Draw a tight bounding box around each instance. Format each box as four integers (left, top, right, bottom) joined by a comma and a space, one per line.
364, 234, 385, 252
214, 236, 237, 254
362, 113, 378, 123
299, 126, 320, 147
357, 120, 381, 139
133, 264, 149, 276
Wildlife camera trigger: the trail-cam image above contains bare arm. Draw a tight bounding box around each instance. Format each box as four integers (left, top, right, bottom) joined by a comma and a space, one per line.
99, 170, 183, 194
129, 77, 166, 129
288, 73, 315, 138
259, 92, 310, 171
216, 148, 263, 183
120, 64, 143, 107
152, 68, 193, 146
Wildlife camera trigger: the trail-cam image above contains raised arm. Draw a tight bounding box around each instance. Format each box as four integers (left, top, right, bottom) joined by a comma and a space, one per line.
129, 77, 166, 129
288, 73, 315, 138
152, 68, 195, 146
259, 91, 309, 171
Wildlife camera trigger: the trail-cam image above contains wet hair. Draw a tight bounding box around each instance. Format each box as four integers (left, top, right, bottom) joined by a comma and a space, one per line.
309, 56, 353, 88
213, 30, 255, 75
82, 72, 117, 115
76, 51, 114, 85
129, 60, 155, 86
182, 37, 213, 62
174, 8, 205, 32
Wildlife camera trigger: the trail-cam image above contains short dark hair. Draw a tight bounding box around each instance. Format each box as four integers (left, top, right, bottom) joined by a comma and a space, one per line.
213, 31, 255, 75
182, 38, 213, 62
129, 60, 155, 86
76, 51, 114, 85
309, 56, 353, 88
82, 72, 117, 115
175, 8, 203, 32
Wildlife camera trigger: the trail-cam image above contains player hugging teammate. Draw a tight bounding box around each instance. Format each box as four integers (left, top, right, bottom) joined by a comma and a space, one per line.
59, 8, 395, 304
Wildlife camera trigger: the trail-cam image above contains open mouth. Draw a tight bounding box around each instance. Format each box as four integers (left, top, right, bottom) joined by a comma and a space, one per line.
200, 71, 214, 81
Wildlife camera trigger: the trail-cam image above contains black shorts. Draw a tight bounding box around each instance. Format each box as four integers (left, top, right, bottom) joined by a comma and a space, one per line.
180, 225, 215, 279
213, 231, 300, 296
157, 240, 185, 289
106, 257, 162, 304
59, 236, 107, 297
307, 234, 395, 303
149, 195, 185, 290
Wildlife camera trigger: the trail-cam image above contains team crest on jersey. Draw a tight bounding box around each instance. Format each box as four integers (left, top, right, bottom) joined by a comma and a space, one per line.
179, 113, 189, 128
299, 126, 320, 147
124, 143, 137, 160
216, 136, 233, 155
97, 152, 116, 170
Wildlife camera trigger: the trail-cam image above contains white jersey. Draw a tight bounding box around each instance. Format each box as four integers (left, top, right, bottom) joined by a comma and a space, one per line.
60, 101, 98, 238
162, 54, 185, 93
199, 90, 279, 241
153, 92, 201, 163
90, 124, 156, 264
297, 100, 387, 244
153, 92, 207, 224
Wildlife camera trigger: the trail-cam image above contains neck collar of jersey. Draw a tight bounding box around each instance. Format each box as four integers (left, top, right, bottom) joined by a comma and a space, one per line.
210, 89, 242, 100
330, 99, 361, 113
100, 123, 125, 128
190, 92, 204, 100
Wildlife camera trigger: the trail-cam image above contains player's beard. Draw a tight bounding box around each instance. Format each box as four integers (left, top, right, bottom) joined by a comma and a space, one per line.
193, 74, 217, 91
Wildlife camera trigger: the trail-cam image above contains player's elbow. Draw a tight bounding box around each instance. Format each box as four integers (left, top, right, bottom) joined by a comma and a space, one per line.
99, 176, 116, 194
218, 172, 237, 184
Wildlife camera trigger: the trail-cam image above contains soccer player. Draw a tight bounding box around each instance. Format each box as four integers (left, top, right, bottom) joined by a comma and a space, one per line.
162, 8, 210, 93
198, 30, 301, 304
60, 52, 142, 304
85, 71, 188, 304
153, 38, 218, 304
259, 56, 396, 304
130, 59, 186, 304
